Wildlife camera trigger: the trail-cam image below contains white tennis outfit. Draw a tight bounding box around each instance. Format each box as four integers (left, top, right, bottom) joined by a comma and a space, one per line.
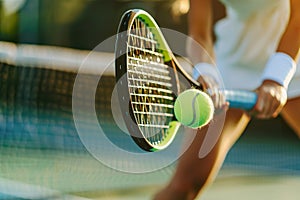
214, 0, 300, 98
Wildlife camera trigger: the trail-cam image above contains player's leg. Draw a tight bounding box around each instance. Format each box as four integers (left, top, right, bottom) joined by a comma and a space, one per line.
281, 97, 300, 138
153, 108, 251, 200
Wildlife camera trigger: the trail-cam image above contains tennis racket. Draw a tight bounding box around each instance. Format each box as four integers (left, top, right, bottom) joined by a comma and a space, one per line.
115, 9, 257, 152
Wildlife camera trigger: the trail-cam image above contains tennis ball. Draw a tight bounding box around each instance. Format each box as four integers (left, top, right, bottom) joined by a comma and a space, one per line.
174, 89, 214, 128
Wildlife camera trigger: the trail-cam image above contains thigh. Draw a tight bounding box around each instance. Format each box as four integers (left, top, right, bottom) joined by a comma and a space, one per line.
189, 107, 250, 152
178, 108, 251, 169
281, 97, 300, 138
164, 108, 250, 193
188, 108, 251, 157
219, 108, 251, 148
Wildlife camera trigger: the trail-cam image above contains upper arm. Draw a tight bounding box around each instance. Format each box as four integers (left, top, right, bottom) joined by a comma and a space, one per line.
276, 0, 300, 60
290, 0, 300, 24
290, 0, 300, 60
188, 0, 213, 40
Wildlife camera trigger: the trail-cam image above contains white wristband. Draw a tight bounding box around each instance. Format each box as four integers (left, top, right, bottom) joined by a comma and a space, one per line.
193, 63, 219, 82
261, 52, 296, 89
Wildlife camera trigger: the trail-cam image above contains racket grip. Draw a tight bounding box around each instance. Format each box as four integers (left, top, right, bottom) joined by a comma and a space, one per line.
224, 90, 257, 110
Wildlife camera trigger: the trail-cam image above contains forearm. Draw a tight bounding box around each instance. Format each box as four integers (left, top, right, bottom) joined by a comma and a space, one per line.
277, 0, 300, 61
187, 0, 215, 62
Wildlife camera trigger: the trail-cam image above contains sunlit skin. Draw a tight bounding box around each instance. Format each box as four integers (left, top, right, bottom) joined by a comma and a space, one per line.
154, 0, 300, 199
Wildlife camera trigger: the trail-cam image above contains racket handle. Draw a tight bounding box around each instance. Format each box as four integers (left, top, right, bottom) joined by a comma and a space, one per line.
224, 90, 257, 110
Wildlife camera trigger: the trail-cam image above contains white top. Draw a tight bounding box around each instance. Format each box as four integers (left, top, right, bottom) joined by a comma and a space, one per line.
214, 0, 300, 98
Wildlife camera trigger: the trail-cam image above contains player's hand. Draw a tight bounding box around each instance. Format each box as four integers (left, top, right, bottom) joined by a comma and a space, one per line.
197, 74, 226, 110
251, 80, 287, 119
193, 63, 226, 110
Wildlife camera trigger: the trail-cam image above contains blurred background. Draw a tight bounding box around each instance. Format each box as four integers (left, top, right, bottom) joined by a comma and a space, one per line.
0, 0, 189, 50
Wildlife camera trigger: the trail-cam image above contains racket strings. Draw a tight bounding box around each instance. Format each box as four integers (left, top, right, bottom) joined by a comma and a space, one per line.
127, 18, 174, 145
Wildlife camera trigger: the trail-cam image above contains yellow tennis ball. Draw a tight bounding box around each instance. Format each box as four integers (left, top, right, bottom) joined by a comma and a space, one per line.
174, 89, 214, 128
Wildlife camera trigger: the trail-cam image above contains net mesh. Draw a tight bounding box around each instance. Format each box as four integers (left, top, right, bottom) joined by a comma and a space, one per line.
0, 61, 115, 151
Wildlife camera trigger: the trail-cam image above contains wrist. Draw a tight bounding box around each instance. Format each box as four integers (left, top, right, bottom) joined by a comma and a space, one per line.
261, 52, 296, 89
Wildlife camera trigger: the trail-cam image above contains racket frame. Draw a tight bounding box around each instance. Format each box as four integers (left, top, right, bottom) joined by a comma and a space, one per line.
115, 9, 200, 151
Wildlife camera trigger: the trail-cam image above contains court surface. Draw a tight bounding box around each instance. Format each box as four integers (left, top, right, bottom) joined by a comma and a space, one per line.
1, 42, 300, 200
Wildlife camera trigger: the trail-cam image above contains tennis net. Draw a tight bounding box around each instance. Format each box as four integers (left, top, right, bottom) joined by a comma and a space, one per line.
0, 41, 120, 151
